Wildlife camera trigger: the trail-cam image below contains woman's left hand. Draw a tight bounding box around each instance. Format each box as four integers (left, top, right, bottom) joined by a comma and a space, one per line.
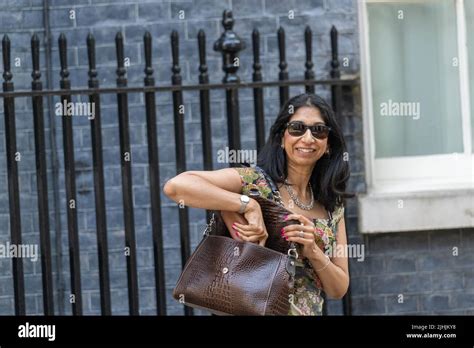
282, 213, 321, 260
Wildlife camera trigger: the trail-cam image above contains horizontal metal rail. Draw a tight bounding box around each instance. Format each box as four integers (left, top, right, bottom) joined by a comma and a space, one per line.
0, 78, 359, 98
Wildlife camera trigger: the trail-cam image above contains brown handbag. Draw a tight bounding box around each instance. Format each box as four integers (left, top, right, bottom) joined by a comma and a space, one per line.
172, 189, 301, 315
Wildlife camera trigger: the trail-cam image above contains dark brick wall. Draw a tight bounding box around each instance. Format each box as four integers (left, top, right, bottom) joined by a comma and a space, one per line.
349, 229, 474, 315
0, 0, 360, 315
1, 0, 471, 317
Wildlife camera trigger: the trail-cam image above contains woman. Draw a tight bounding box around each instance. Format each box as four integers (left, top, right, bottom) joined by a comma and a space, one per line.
164, 93, 352, 315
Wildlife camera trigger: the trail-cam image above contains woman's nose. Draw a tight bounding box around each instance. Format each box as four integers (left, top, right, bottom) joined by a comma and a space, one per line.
302, 129, 315, 142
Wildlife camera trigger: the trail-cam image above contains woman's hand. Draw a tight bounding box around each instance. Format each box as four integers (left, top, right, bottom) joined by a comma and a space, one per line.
281, 213, 322, 260
231, 199, 268, 246
220, 210, 247, 242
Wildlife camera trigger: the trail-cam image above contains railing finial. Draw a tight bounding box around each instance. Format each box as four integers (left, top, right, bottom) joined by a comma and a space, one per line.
304, 26, 315, 93
170, 30, 181, 84
58, 33, 69, 81
197, 29, 208, 82
330, 25, 340, 79
2, 35, 12, 82
222, 9, 234, 31
214, 10, 246, 83
144, 31, 154, 79
31, 33, 41, 82
87, 33, 98, 81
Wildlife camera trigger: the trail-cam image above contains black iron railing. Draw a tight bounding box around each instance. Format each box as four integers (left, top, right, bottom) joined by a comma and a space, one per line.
0, 10, 358, 316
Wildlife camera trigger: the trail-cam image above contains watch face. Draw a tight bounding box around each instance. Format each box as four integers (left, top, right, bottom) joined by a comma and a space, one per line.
241, 195, 250, 203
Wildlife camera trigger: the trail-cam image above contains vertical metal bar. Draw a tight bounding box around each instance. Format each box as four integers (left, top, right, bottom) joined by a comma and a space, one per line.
330, 25, 341, 79
2, 34, 25, 316
115, 32, 139, 316
224, 86, 241, 162
197, 30, 212, 171
304, 26, 315, 94
341, 209, 352, 316
143, 31, 167, 316
330, 26, 343, 128
87, 33, 111, 316
278, 27, 289, 107
197, 29, 214, 223
252, 29, 265, 152
58, 33, 82, 315
214, 10, 245, 165
197, 29, 213, 221
170, 30, 193, 316
31, 33, 54, 315
43, 0, 65, 315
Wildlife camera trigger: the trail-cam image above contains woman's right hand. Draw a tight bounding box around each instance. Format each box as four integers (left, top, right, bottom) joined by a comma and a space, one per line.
231, 198, 268, 246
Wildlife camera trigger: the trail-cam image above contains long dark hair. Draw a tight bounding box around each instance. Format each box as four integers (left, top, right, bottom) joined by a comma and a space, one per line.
256, 93, 353, 213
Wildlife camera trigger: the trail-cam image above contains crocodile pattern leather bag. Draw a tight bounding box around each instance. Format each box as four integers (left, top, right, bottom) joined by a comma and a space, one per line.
172, 192, 301, 315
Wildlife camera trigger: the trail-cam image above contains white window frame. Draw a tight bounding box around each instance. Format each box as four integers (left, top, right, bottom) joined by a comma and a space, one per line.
357, 0, 474, 233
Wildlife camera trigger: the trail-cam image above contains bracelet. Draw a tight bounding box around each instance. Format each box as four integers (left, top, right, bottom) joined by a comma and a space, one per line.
314, 255, 331, 272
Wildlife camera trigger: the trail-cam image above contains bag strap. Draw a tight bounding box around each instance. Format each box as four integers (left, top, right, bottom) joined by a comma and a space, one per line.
253, 165, 278, 193
253, 165, 284, 205
252, 165, 299, 261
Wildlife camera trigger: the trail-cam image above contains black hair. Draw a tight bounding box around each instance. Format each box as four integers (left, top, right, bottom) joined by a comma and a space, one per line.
256, 93, 354, 213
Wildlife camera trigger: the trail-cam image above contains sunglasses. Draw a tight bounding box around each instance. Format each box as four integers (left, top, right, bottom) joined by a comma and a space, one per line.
285, 121, 331, 139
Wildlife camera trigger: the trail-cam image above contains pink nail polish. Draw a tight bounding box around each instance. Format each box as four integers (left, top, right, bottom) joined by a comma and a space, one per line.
236, 232, 240, 237
284, 215, 288, 221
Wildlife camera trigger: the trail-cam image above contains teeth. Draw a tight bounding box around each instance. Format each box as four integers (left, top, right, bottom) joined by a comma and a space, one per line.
297, 148, 315, 153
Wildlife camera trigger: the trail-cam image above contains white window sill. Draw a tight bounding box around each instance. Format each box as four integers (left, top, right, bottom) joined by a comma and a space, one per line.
357, 186, 474, 233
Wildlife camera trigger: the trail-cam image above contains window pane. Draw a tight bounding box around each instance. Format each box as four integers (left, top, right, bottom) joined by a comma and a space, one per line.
466, 0, 474, 152
367, 0, 463, 158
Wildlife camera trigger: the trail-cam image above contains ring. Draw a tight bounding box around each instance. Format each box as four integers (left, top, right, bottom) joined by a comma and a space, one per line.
299, 231, 304, 238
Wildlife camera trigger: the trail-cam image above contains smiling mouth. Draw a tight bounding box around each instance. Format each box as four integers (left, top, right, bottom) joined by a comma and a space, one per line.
296, 148, 316, 153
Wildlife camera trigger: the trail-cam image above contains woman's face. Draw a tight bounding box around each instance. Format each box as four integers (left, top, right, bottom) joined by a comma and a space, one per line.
282, 106, 329, 167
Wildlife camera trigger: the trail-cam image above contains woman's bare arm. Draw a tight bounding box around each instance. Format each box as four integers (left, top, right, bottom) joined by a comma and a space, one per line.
163, 168, 268, 244
308, 217, 350, 299
163, 168, 249, 212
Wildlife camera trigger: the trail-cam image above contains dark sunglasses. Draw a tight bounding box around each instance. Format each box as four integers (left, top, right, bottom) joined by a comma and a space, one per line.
285, 121, 331, 139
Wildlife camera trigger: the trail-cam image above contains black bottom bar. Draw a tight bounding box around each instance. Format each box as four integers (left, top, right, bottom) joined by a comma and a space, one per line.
0, 316, 473, 345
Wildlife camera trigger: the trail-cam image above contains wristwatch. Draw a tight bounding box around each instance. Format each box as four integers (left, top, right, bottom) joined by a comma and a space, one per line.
238, 195, 250, 214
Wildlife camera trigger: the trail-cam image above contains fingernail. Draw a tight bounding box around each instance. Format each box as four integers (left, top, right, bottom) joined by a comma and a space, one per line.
280, 228, 284, 233
232, 223, 236, 228
236, 232, 240, 237
284, 214, 288, 221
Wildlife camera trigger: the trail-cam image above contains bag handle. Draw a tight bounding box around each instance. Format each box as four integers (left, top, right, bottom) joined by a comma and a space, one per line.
203, 213, 216, 237
253, 165, 282, 202
251, 165, 300, 260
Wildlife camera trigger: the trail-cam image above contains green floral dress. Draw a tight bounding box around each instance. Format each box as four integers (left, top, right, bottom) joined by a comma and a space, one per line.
235, 166, 345, 316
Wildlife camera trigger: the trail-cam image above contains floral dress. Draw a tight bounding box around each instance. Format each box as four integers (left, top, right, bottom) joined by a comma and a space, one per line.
234, 166, 345, 316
